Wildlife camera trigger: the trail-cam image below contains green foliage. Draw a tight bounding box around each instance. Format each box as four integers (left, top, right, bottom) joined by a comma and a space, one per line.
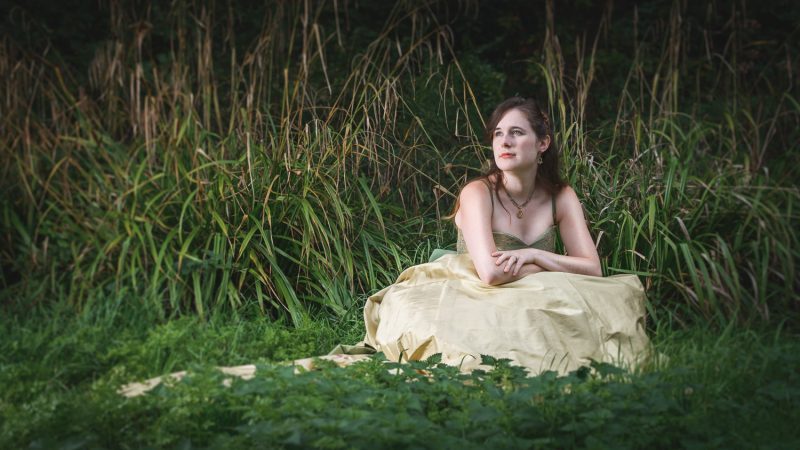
2, 309, 798, 448
1, 1, 798, 447
1, 0, 484, 324
0, 2, 797, 447
0, 1, 798, 324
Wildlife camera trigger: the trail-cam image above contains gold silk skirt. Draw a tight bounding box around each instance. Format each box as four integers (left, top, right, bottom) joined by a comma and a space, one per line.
363, 253, 650, 374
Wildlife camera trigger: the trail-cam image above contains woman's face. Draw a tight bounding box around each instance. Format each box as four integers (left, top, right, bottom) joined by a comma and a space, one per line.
492, 108, 549, 172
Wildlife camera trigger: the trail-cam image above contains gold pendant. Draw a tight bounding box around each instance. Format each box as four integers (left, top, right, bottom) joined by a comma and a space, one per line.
516, 209, 524, 219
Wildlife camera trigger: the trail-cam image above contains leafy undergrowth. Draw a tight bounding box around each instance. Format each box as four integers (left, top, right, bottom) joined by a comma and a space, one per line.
1, 311, 799, 449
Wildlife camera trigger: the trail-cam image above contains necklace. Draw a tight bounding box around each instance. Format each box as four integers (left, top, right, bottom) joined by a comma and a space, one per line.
504, 184, 536, 219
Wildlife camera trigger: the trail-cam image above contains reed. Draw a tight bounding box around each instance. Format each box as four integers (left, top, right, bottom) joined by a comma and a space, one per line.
1, 0, 797, 326
539, 0, 798, 325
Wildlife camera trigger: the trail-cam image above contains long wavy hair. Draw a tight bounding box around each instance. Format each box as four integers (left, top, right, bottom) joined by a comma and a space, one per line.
451, 96, 565, 219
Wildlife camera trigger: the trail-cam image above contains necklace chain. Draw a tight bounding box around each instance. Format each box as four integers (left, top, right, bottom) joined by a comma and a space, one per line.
504, 184, 536, 219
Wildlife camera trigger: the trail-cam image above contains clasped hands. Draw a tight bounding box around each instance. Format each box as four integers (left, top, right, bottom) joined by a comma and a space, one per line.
491, 248, 542, 276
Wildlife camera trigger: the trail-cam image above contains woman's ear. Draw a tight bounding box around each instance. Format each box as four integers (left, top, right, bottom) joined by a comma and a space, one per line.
539, 135, 551, 152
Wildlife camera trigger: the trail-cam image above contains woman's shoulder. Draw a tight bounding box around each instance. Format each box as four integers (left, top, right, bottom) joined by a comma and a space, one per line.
552, 184, 584, 221
459, 178, 493, 199
553, 184, 577, 201
455, 178, 494, 228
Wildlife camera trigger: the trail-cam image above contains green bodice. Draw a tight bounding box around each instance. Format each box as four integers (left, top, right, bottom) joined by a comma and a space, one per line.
428, 180, 560, 262
456, 227, 557, 253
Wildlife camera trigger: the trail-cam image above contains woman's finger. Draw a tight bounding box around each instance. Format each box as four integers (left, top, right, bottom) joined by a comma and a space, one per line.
507, 255, 520, 272
505, 256, 516, 272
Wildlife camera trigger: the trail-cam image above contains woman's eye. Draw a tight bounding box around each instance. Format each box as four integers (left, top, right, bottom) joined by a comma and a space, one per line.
513, 130, 523, 136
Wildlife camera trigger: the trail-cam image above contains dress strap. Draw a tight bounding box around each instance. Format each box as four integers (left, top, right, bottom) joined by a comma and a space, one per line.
551, 190, 563, 254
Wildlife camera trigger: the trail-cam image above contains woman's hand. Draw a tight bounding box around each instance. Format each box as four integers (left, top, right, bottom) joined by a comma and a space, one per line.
492, 248, 538, 275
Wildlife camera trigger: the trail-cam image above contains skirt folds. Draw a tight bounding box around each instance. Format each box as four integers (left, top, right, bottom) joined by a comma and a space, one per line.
364, 254, 650, 374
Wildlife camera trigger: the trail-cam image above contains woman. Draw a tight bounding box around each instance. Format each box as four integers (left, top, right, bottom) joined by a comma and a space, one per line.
121, 97, 648, 397
456, 96, 601, 281
362, 97, 649, 374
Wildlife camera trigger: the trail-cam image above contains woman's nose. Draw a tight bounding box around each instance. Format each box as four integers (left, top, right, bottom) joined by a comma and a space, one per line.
503, 134, 513, 147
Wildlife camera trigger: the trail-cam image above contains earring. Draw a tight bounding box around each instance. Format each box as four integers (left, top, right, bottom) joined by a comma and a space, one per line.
538, 155, 543, 164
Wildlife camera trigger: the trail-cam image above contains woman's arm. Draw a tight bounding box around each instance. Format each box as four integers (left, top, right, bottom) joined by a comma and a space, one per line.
455, 181, 544, 285
492, 186, 602, 277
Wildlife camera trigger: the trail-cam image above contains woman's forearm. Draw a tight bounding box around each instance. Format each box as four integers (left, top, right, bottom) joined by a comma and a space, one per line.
530, 249, 601, 276
479, 261, 544, 286
507, 262, 544, 282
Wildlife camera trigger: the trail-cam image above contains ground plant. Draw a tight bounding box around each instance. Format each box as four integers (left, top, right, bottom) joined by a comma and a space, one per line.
1, 0, 798, 448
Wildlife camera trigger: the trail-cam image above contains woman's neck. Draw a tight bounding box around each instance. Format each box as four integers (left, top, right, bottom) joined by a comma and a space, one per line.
501, 170, 537, 198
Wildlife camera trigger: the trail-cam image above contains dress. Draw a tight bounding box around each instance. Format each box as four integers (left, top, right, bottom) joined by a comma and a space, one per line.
362, 204, 650, 375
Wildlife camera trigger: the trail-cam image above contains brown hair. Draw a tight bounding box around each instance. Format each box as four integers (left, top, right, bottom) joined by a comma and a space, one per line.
451, 96, 566, 218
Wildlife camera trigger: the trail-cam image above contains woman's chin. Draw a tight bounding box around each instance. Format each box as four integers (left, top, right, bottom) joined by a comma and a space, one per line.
495, 158, 516, 168
496, 160, 533, 173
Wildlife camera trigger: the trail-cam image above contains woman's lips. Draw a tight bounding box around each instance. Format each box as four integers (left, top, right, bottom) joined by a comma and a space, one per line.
499, 152, 515, 158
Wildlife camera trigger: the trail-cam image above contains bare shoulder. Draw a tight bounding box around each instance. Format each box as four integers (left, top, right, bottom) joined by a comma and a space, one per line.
555, 185, 580, 203
554, 185, 585, 221
459, 179, 492, 201
455, 179, 492, 227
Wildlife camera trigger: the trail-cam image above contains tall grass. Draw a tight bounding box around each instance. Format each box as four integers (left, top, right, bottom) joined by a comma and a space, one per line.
1, 0, 797, 326
0, 0, 482, 324
538, 0, 799, 325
